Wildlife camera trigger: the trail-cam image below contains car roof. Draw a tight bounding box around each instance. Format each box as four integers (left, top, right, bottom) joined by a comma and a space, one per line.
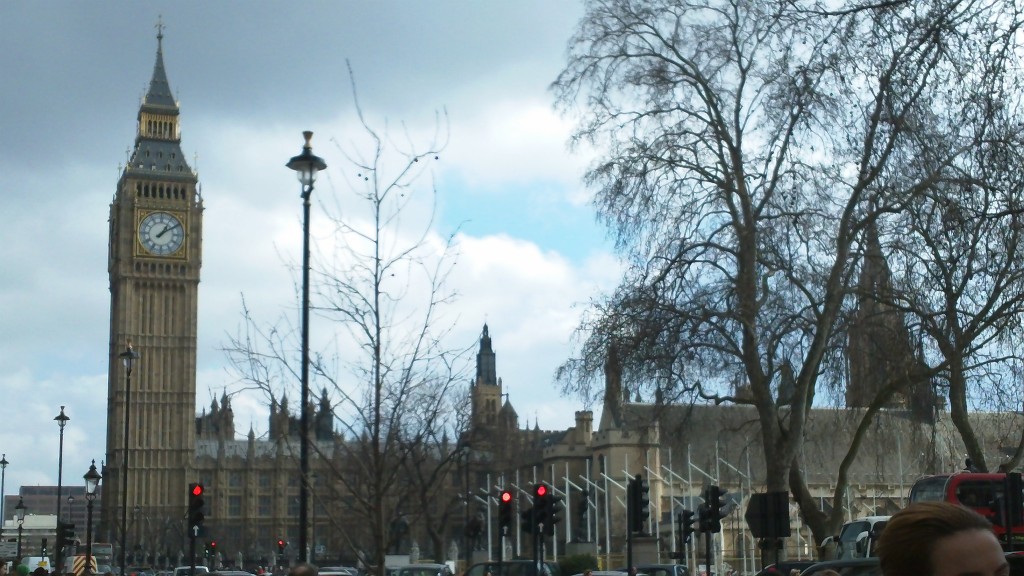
801, 558, 880, 576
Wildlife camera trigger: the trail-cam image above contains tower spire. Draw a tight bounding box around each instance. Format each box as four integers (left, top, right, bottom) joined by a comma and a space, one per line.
125, 21, 192, 176
144, 16, 176, 109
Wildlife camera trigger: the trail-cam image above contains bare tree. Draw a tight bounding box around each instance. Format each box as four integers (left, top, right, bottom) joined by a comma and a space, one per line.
552, 0, 1024, 545
225, 69, 470, 570
890, 133, 1024, 471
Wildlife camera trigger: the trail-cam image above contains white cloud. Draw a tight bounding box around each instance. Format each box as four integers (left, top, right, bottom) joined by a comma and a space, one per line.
0, 0, 633, 493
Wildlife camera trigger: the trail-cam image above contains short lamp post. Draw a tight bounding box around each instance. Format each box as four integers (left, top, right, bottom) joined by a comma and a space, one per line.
85, 460, 102, 575
286, 130, 326, 563
15, 496, 26, 559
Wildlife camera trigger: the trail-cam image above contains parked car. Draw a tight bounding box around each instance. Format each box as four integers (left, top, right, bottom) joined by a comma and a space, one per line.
753, 561, 817, 576
174, 567, 210, 576
392, 565, 453, 576
799, 558, 880, 576
614, 564, 688, 576
319, 565, 360, 573
319, 568, 359, 576
466, 560, 561, 576
210, 571, 256, 576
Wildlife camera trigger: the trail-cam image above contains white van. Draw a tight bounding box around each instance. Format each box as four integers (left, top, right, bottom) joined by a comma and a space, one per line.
825, 515, 890, 559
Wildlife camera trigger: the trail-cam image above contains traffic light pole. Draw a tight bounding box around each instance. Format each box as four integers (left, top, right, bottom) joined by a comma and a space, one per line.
189, 531, 198, 576
704, 531, 712, 576
498, 527, 504, 568
532, 505, 541, 576
626, 477, 633, 573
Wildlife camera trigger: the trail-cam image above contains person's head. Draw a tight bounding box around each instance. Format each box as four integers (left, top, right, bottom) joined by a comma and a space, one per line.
287, 564, 318, 576
14, 566, 27, 576
876, 501, 1006, 576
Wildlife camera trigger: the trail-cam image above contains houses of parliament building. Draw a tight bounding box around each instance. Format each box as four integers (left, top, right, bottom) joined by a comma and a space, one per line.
96, 30, 1023, 571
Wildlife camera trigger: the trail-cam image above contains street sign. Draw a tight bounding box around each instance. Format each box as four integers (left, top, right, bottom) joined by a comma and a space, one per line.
744, 491, 791, 539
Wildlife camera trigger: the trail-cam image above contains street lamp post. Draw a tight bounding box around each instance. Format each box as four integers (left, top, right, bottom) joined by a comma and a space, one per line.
85, 461, 102, 576
119, 341, 139, 576
56, 405, 70, 573
0, 454, 8, 526
286, 130, 326, 563
15, 496, 25, 560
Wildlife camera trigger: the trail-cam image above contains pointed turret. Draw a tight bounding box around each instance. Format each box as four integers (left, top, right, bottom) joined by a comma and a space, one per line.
476, 323, 497, 387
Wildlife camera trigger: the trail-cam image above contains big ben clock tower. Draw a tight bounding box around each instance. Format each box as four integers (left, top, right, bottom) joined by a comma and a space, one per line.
103, 26, 201, 547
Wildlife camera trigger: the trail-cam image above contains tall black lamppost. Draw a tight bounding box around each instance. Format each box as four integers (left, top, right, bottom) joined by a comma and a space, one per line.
0, 454, 8, 525
84, 461, 102, 575
55, 405, 70, 573
286, 130, 326, 563
118, 341, 139, 576
15, 496, 25, 559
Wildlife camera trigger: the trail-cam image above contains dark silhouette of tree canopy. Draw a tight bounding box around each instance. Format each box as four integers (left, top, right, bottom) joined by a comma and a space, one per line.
553, 0, 1024, 544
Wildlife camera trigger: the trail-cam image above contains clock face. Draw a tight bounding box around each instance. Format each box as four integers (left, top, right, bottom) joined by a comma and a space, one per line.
139, 211, 185, 256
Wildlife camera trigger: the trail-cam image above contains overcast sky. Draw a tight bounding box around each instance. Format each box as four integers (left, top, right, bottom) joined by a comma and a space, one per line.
0, 2, 621, 500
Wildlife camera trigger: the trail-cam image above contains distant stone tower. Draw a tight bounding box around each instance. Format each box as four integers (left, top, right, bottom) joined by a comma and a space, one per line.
846, 223, 937, 421
471, 324, 503, 432
103, 26, 202, 543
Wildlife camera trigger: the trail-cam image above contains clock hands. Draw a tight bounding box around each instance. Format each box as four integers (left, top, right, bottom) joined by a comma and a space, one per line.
155, 221, 182, 239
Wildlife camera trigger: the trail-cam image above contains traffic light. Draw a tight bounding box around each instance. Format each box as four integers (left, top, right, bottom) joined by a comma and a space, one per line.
534, 484, 550, 528
544, 492, 563, 536
498, 490, 514, 533
706, 485, 726, 533
56, 521, 76, 555
627, 475, 649, 533
698, 504, 712, 533
277, 539, 286, 554
188, 483, 206, 532
520, 504, 535, 533
636, 474, 650, 531
678, 509, 696, 543
1007, 473, 1023, 527
209, 541, 217, 556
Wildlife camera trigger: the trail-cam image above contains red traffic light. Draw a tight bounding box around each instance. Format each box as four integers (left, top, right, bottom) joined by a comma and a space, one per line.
535, 484, 547, 497
501, 490, 513, 503
191, 484, 204, 497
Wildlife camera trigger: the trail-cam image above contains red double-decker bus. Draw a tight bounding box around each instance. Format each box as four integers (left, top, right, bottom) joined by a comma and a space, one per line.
909, 471, 1024, 545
